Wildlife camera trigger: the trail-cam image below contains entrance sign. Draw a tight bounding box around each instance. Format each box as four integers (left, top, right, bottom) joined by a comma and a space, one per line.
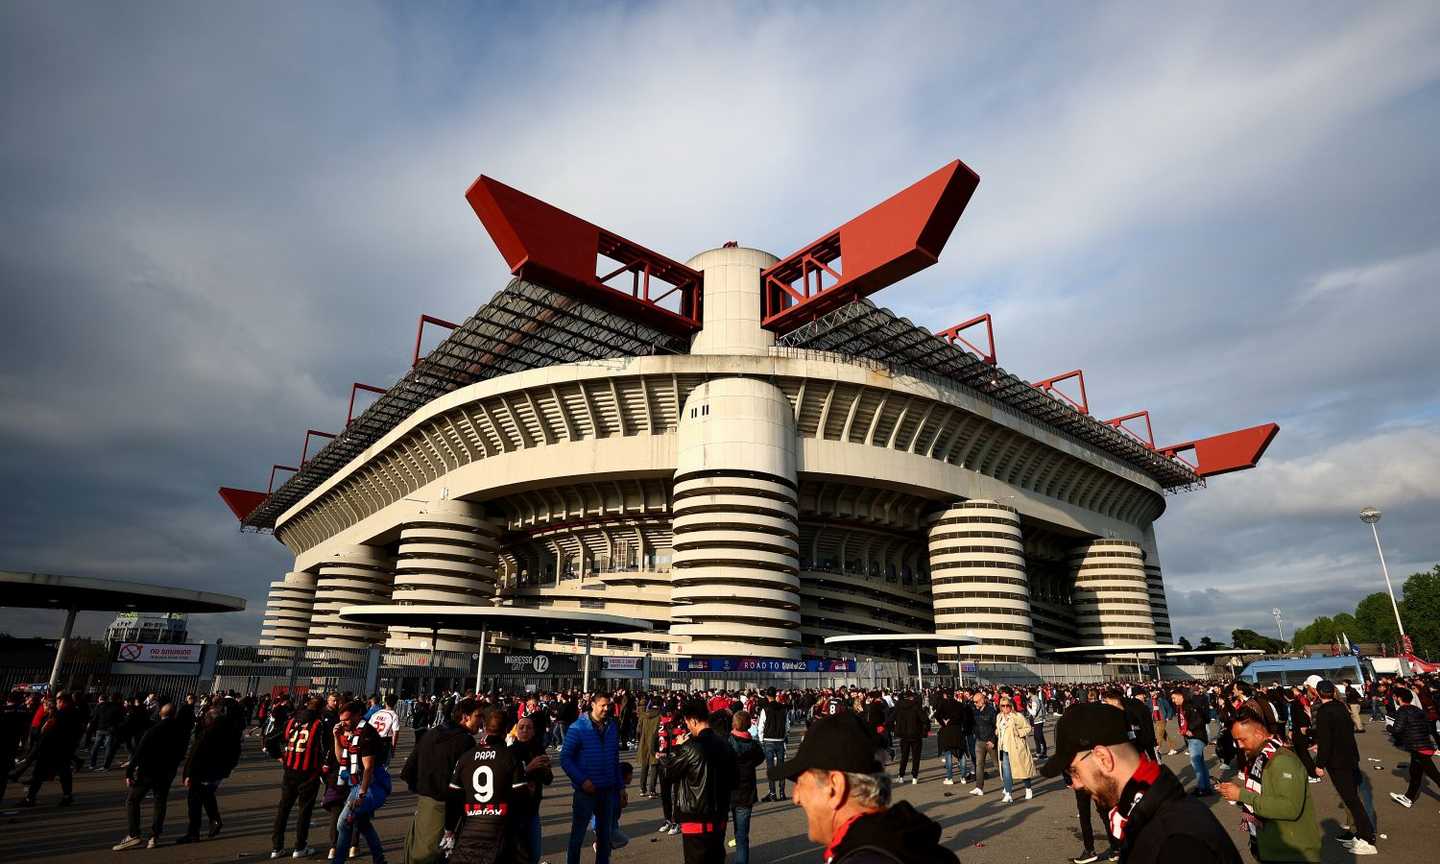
677, 658, 856, 673
115, 643, 203, 663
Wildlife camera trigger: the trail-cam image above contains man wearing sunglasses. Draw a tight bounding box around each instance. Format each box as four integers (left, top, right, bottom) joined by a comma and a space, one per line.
1042, 703, 1240, 864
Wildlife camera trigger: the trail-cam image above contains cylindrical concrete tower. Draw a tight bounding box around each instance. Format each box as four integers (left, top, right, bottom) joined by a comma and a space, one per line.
259, 570, 316, 651
308, 545, 394, 649
669, 246, 801, 657
670, 377, 801, 657
1068, 539, 1157, 646
1140, 524, 1173, 644
686, 246, 778, 356
927, 501, 1037, 663
387, 500, 501, 653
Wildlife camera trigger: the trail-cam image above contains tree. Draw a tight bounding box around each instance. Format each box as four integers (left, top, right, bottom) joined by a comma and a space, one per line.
1291, 615, 1337, 651
1401, 565, 1440, 660
1232, 628, 1285, 654
1198, 636, 1220, 651
1353, 592, 1400, 647
1177, 636, 1194, 651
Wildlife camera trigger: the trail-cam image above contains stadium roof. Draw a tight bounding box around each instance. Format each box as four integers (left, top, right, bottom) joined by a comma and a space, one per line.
777, 300, 1204, 490
237, 280, 689, 531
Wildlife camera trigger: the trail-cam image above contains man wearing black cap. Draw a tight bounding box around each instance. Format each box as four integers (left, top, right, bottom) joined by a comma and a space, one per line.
770, 713, 957, 864
1043, 702, 1240, 864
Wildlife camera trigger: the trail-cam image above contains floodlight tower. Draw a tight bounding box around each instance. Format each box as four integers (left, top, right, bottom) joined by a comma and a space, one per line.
1272, 608, 1285, 644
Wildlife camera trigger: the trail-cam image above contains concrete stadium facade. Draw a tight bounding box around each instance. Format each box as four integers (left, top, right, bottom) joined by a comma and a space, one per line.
255, 246, 1186, 666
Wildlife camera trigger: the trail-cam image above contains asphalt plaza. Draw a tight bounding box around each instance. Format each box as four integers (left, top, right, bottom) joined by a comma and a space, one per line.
2, 723, 1436, 863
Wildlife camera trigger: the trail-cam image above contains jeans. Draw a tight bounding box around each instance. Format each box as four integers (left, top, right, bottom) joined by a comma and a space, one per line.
566, 788, 614, 864
185, 779, 221, 836
999, 751, 1030, 795
527, 811, 542, 864
272, 772, 321, 852
126, 778, 172, 838
88, 730, 116, 770
974, 740, 996, 790
1185, 737, 1212, 792
762, 740, 787, 796
731, 806, 751, 864
898, 739, 922, 779
943, 748, 969, 780
1330, 766, 1374, 842
334, 785, 384, 864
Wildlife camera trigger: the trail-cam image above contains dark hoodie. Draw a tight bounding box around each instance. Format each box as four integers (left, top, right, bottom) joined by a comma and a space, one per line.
828, 801, 958, 864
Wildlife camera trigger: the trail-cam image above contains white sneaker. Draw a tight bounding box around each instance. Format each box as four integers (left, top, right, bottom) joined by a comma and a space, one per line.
1165, 749, 1179, 756
1025, 787, 1033, 801
942, 779, 955, 786
1002, 792, 1014, 803
910, 777, 918, 785
1350, 839, 1378, 856
657, 822, 671, 833
969, 787, 984, 796
293, 849, 315, 859
1390, 792, 1413, 808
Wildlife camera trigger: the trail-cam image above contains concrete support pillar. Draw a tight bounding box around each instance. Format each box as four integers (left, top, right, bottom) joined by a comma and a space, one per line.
309, 544, 394, 649
387, 499, 500, 653
1068, 538, 1156, 647
670, 376, 801, 659
926, 500, 1037, 663
1141, 524, 1173, 644
259, 570, 317, 652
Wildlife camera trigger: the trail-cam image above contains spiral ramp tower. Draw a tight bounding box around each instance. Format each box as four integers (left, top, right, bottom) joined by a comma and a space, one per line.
927, 501, 1037, 663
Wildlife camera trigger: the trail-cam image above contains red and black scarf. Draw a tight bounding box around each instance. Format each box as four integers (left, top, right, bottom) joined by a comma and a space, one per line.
1107, 756, 1162, 842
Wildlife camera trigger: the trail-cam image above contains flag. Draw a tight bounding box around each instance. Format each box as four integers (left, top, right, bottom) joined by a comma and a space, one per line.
1342, 633, 1353, 655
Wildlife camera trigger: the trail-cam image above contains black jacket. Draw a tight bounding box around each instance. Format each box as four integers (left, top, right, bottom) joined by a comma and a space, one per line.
1312, 700, 1359, 770
1121, 697, 1158, 757
183, 712, 242, 783
92, 701, 125, 733
1176, 699, 1209, 744
1118, 763, 1243, 864
893, 698, 929, 740
401, 724, 477, 801
972, 703, 998, 743
660, 727, 735, 823
729, 732, 764, 808
936, 699, 973, 751
1390, 704, 1439, 753
831, 801, 958, 864
128, 716, 188, 785
760, 699, 787, 740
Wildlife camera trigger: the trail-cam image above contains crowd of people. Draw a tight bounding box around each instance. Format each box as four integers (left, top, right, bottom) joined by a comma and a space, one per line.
2, 670, 1436, 863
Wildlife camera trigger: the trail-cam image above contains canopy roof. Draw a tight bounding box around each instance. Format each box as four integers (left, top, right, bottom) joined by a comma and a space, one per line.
338, 604, 653, 637
0, 571, 247, 614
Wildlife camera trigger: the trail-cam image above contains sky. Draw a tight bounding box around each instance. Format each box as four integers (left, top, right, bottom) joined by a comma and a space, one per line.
1, 1, 1437, 648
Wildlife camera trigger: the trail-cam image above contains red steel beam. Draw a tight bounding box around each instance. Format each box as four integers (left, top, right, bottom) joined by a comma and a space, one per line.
413, 314, 459, 367
465, 176, 702, 335
1104, 410, 1155, 449
1033, 369, 1089, 415
299, 430, 336, 468
761, 159, 980, 332
1161, 422, 1280, 479
346, 382, 387, 426
936, 313, 996, 364
268, 464, 299, 494
217, 487, 267, 523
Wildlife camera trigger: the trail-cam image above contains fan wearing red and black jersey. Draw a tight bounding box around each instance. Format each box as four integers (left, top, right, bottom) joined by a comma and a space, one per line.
445, 708, 526, 864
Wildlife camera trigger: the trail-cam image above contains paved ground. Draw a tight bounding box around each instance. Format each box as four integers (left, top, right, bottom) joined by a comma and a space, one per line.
2, 723, 1436, 863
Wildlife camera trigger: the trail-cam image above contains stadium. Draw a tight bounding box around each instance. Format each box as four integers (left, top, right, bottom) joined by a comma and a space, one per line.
220, 160, 1277, 676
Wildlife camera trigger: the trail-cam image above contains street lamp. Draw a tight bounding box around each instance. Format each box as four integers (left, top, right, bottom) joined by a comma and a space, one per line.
1359, 507, 1408, 655
1272, 608, 1285, 644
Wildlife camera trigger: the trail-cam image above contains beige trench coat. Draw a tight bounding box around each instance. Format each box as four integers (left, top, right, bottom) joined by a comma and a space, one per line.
996, 711, 1036, 780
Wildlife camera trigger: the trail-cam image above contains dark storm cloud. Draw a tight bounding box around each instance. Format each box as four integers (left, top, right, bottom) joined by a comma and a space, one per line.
2, 1, 1437, 644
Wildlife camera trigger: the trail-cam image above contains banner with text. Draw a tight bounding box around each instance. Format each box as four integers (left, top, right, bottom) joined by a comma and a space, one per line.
676, 658, 857, 673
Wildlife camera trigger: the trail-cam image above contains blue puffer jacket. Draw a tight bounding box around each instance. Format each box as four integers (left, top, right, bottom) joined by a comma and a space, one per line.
561, 713, 620, 792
